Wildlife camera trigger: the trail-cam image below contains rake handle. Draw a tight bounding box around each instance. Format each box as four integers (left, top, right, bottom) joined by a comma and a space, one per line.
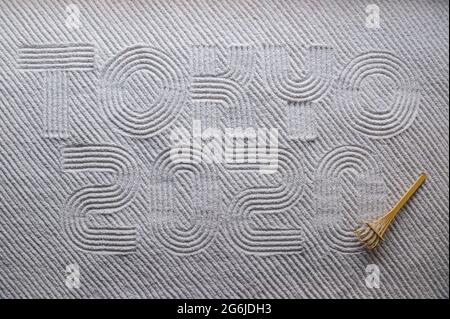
386, 173, 427, 218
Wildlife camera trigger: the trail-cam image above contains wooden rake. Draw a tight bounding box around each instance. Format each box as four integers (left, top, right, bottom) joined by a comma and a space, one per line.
355, 173, 427, 250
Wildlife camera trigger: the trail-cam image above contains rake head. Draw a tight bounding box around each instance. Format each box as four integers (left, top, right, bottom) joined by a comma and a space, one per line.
354, 173, 426, 250
354, 220, 385, 250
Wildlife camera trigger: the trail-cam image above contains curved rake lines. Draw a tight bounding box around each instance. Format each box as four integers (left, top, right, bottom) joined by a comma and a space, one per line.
191, 45, 255, 124
101, 45, 187, 138
151, 148, 219, 255
0, 71, 127, 294
337, 51, 420, 138
62, 145, 139, 254
221, 45, 256, 84
263, 44, 334, 102
191, 76, 249, 108
227, 148, 306, 255
315, 145, 385, 254
191, 45, 255, 83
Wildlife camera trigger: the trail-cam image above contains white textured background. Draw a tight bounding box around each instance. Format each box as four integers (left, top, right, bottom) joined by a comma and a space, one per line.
0, 0, 448, 298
